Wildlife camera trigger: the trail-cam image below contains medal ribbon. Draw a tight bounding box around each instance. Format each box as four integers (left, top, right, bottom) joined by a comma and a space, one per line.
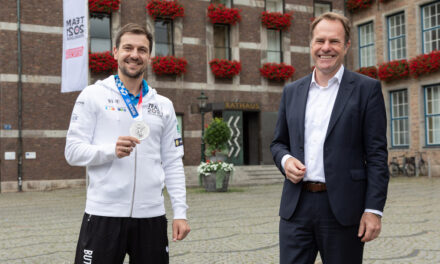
114, 75, 147, 120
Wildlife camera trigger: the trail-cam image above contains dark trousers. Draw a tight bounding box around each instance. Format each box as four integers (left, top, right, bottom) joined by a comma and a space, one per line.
279, 190, 364, 264
75, 213, 169, 264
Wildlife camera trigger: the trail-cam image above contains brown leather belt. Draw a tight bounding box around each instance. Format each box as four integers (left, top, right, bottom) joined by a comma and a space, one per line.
302, 182, 327, 192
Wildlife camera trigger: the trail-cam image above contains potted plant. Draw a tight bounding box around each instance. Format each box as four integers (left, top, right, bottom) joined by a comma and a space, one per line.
204, 117, 231, 161
197, 160, 234, 192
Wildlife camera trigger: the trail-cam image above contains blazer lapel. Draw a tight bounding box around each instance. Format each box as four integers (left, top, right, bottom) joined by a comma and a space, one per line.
294, 74, 312, 145
325, 69, 355, 140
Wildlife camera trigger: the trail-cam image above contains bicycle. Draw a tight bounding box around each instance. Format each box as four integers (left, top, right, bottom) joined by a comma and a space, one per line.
388, 155, 415, 177
415, 151, 428, 176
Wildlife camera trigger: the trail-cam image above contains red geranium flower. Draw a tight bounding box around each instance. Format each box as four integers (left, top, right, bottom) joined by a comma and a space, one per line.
151, 56, 187, 75
259, 63, 295, 81
378, 60, 410, 82
409, 50, 440, 78
209, 59, 241, 78
356, 66, 378, 79
261, 11, 292, 31
89, 0, 120, 13
146, 0, 184, 20
207, 4, 241, 25
89, 51, 118, 73
346, 0, 374, 13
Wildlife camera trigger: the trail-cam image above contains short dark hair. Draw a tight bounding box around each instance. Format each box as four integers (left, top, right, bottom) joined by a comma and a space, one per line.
310, 12, 351, 45
115, 23, 153, 54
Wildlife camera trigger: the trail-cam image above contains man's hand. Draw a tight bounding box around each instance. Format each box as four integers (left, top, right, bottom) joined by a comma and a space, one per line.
115, 136, 140, 158
358, 212, 381, 242
172, 219, 190, 242
285, 157, 306, 184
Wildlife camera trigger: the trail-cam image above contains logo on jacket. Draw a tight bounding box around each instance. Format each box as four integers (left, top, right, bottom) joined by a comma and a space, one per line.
146, 103, 163, 117
174, 138, 183, 147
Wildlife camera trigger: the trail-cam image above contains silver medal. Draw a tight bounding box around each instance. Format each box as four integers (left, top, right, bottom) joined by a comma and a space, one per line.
130, 121, 150, 140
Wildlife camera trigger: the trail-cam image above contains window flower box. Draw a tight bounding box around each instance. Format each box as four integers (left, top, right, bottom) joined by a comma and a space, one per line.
89, 51, 117, 73
378, 59, 410, 82
409, 50, 440, 78
89, 0, 121, 13
207, 4, 241, 25
146, 0, 184, 20
261, 11, 292, 31
209, 59, 241, 78
260, 63, 295, 81
346, 0, 374, 13
151, 55, 187, 75
356, 66, 378, 79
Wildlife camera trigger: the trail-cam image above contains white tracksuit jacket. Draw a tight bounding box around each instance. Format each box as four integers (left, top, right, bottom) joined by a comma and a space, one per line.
65, 75, 187, 219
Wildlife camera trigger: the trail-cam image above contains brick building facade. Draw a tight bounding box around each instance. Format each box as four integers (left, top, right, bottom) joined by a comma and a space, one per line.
1, 0, 438, 192
347, 0, 440, 177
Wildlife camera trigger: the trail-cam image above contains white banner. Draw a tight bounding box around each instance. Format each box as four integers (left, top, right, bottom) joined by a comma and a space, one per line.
61, 0, 88, 93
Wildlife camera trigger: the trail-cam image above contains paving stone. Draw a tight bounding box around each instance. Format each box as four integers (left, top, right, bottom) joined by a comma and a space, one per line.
0, 177, 439, 263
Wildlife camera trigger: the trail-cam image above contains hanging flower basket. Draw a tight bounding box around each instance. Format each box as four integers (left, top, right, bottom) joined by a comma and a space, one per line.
146, 0, 184, 20
346, 0, 374, 13
261, 11, 292, 31
409, 50, 440, 78
151, 56, 187, 75
89, 51, 118, 73
207, 4, 241, 25
89, 0, 121, 13
260, 63, 295, 81
209, 59, 241, 78
356, 66, 378, 79
378, 59, 410, 82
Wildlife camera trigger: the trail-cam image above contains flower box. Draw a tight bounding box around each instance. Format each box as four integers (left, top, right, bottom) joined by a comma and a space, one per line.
356, 66, 378, 79
378, 59, 410, 82
409, 50, 440, 78
146, 0, 184, 20
197, 161, 234, 192
261, 11, 292, 31
151, 56, 187, 75
207, 4, 241, 25
346, 0, 374, 13
260, 63, 295, 81
89, 0, 120, 13
209, 59, 241, 78
89, 51, 117, 73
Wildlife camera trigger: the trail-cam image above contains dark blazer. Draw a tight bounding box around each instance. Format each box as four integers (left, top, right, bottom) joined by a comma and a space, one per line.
270, 69, 389, 226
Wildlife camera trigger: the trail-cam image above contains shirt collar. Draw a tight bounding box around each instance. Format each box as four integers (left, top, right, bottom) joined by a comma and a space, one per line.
311, 65, 345, 88
129, 79, 149, 101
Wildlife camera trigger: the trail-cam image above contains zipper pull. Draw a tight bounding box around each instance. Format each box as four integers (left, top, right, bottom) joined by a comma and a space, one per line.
87, 214, 92, 222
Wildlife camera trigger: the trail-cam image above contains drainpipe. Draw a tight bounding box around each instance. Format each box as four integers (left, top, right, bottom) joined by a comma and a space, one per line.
17, 0, 23, 192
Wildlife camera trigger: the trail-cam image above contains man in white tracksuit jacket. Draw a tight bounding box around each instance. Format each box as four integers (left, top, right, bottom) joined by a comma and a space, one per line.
65, 23, 190, 264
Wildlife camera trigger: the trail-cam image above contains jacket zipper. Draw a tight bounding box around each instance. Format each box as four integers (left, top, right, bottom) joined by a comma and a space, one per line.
130, 146, 137, 217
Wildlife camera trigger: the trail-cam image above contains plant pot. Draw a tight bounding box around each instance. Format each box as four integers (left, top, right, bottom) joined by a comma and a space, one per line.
203, 172, 230, 192
208, 153, 227, 162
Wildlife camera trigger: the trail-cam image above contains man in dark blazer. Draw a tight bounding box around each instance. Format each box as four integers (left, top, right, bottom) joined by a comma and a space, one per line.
270, 12, 389, 264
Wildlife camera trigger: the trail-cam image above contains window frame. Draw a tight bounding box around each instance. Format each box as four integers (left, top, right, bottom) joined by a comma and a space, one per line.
390, 89, 410, 148
265, 0, 284, 12
213, 23, 231, 60
387, 12, 406, 61
421, 1, 440, 54
154, 18, 174, 56
212, 0, 233, 7
267, 29, 283, 63
89, 12, 112, 53
358, 21, 376, 68
313, 1, 332, 17
424, 83, 440, 146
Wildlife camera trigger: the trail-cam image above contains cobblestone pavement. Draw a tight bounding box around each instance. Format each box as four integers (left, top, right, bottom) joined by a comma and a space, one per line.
0, 177, 439, 264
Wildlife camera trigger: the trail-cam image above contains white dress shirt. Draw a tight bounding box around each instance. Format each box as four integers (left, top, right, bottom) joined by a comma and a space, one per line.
281, 65, 382, 216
